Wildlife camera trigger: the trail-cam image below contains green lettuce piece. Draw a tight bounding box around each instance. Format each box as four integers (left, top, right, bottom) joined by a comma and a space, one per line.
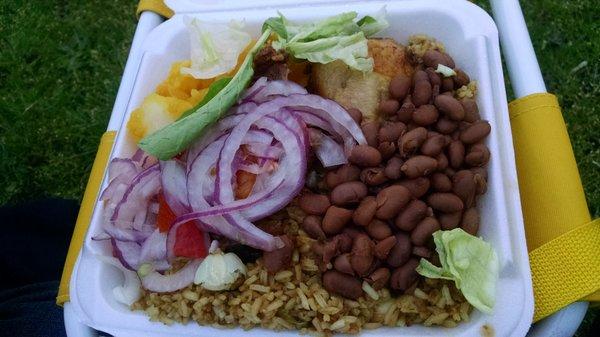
357, 7, 389, 37
138, 29, 272, 160
287, 32, 372, 72
416, 229, 499, 314
263, 9, 388, 72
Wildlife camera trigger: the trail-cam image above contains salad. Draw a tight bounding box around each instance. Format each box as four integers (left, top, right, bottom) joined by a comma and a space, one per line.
96, 9, 498, 335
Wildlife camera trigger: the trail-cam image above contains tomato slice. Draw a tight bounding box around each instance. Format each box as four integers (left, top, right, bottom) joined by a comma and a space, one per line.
157, 193, 207, 258
157, 194, 176, 233
173, 221, 208, 258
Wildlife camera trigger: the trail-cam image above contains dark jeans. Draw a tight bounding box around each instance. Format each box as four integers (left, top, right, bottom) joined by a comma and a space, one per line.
0, 198, 79, 337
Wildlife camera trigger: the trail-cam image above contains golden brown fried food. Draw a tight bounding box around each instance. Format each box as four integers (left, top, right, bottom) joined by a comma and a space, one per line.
368, 38, 415, 78
312, 38, 415, 120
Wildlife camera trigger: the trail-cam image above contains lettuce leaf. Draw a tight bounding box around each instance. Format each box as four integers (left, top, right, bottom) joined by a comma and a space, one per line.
263, 9, 388, 72
416, 229, 499, 314
138, 29, 272, 160
357, 7, 389, 37
181, 18, 251, 79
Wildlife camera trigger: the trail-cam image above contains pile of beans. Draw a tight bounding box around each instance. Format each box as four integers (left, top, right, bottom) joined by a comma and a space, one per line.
295, 50, 491, 300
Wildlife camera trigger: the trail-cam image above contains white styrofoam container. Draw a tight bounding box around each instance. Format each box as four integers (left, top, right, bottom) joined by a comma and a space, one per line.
68, 1, 534, 336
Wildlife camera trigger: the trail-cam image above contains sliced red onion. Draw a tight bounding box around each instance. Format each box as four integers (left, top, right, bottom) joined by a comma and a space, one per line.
248, 79, 308, 103
112, 239, 141, 270
310, 128, 347, 167
243, 129, 273, 145
139, 229, 168, 264
160, 160, 189, 216
140, 259, 202, 293
110, 165, 160, 222
239, 76, 268, 102
101, 159, 139, 201
244, 142, 283, 160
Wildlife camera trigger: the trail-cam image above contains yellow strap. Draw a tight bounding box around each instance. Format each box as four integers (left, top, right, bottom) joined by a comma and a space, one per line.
509, 93, 600, 321
56, 131, 116, 306
529, 219, 600, 321
136, 0, 173, 19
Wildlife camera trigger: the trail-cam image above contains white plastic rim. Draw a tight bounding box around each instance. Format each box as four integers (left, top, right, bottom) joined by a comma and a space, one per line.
67, 1, 534, 336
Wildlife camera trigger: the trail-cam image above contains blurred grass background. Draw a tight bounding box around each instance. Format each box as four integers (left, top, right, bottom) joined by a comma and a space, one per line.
0, 0, 598, 334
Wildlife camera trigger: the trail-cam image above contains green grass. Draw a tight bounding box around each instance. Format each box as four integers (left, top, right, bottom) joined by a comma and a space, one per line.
0, 0, 598, 334
0, 0, 135, 204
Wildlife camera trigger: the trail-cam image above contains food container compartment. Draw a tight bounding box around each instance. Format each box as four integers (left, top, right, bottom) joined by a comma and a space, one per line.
68, 1, 534, 336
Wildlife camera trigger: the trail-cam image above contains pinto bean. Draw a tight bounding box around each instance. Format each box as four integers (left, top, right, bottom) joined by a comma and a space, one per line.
401, 155, 438, 178
333, 254, 354, 275
465, 143, 490, 167
412, 104, 439, 126
441, 77, 455, 92
322, 206, 353, 234
386, 233, 412, 267
436, 117, 458, 135
379, 121, 406, 143
367, 267, 391, 290
397, 99, 415, 123
361, 120, 380, 147
302, 215, 326, 240
390, 74, 412, 100
384, 156, 404, 180
427, 193, 464, 212
420, 134, 446, 157
431, 172, 452, 192
325, 164, 361, 189
331, 181, 368, 206
360, 167, 388, 186
439, 211, 462, 230
378, 142, 396, 160
335, 233, 353, 253
298, 193, 330, 215
322, 270, 363, 299
472, 168, 488, 195
262, 235, 295, 273
454, 69, 470, 88
411, 217, 441, 245
351, 234, 375, 276
460, 120, 491, 144
365, 219, 392, 240
426, 67, 442, 86
397, 177, 430, 198
412, 246, 431, 258
412, 70, 432, 107
375, 185, 412, 219
448, 140, 465, 169
374, 235, 397, 260
390, 258, 420, 291
349, 145, 382, 167
395, 199, 429, 231
398, 127, 428, 157
352, 196, 377, 227
461, 207, 480, 235
436, 152, 449, 171
452, 170, 476, 208
379, 99, 400, 116
347, 107, 363, 124
423, 50, 455, 68
435, 95, 465, 121
460, 98, 480, 123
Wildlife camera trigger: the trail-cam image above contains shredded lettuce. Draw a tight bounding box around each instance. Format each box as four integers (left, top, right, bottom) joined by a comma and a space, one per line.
263, 8, 388, 72
357, 7, 389, 37
181, 18, 251, 79
416, 229, 499, 314
139, 29, 272, 160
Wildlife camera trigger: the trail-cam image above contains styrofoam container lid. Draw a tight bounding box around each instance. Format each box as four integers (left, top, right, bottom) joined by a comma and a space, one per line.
69, 1, 534, 336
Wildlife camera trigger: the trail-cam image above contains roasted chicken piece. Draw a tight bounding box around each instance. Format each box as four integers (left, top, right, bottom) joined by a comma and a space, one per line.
312, 38, 416, 120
